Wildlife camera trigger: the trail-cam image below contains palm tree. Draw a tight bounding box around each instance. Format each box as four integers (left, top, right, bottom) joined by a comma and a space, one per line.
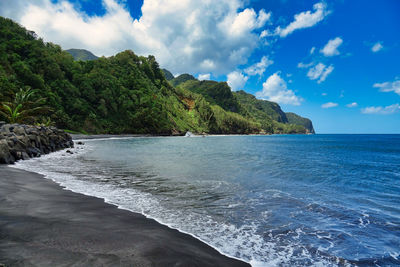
0, 87, 50, 124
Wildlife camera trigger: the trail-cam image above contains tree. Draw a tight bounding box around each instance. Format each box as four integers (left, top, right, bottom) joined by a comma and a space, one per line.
0, 87, 49, 123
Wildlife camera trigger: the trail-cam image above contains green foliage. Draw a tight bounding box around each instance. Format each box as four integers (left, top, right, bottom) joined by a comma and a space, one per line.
0, 16, 314, 135
66, 49, 98, 61
0, 87, 50, 123
178, 79, 247, 115
234, 90, 288, 123
161, 68, 174, 80
170, 73, 196, 87
285, 112, 315, 133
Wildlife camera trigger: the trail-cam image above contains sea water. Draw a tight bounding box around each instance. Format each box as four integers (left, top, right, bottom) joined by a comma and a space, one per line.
13, 135, 400, 266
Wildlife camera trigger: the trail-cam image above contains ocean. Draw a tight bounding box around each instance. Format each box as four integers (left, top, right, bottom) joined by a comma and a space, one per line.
13, 135, 400, 266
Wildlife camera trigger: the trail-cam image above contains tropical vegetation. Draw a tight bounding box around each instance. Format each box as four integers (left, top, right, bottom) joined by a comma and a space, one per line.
0, 16, 314, 135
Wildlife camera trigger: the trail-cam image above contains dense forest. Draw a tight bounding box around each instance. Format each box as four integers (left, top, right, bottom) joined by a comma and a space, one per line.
0, 16, 314, 135
170, 75, 314, 134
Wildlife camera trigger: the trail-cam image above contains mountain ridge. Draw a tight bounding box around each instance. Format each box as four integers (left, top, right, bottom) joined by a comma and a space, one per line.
66, 48, 98, 61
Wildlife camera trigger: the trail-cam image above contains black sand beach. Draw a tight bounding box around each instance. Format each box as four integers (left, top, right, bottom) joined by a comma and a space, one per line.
0, 166, 249, 266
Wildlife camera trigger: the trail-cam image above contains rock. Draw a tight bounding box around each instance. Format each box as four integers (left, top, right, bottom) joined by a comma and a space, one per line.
0, 139, 14, 164
0, 121, 5, 127
77, 141, 84, 145
0, 124, 74, 164
66, 150, 73, 154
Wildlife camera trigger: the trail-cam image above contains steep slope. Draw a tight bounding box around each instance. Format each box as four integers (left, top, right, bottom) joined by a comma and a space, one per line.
170, 74, 196, 87
285, 112, 315, 134
176, 79, 311, 134
234, 90, 288, 123
179, 80, 246, 115
0, 16, 261, 135
161, 68, 174, 80
66, 49, 98, 61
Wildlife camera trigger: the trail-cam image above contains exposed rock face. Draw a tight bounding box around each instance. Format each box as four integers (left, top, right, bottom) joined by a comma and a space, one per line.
0, 124, 74, 164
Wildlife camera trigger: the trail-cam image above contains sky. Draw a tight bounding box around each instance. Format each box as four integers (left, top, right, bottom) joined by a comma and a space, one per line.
0, 0, 399, 133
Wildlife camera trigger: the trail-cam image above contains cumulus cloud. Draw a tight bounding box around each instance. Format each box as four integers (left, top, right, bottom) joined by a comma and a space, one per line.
227, 71, 248, 91
321, 102, 338, 108
310, 47, 316, 54
244, 56, 273, 76
373, 79, 400, 96
361, 104, 400, 115
275, 2, 329, 38
371, 42, 383, 52
346, 102, 358, 108
255, 73, 302, 105
320, 37, 343, 56
307, 63, 334, 83
198, 73, 211, 81
0, 0, 271, 75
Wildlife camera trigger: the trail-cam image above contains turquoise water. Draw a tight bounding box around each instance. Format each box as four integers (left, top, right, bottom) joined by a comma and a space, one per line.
15, 135, 400, 266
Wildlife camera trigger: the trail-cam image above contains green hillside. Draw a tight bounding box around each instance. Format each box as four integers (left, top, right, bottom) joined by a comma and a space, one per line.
0, 16, 314, 135
174, 77, 313, 134
161, 68, 174, 80
170, 73, 196, 87
285, 112, 315, 133
66, 48, 98, 61
234, 90, 288, 123
178, 80, 245, 114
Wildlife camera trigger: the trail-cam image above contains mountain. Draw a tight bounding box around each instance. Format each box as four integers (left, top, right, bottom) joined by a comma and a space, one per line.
0, 16, 314, 135
172, 74, 313, 134
170, 73, 196, 87
66, 48, 98, 61
178, 80, 245, 114
285, 112, 315, 134
234, 90, 288, 123
161, 68, 174, 80
0, 17, 261, 134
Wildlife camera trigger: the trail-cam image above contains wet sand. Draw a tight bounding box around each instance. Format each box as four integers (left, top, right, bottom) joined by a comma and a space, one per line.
0, 166, 249, 266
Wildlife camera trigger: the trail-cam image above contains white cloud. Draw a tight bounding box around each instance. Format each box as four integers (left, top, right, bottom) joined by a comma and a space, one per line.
320, 37, 343, 56
321, 102, 338, 108
297, 62, 314, 69
373, 80, 400, 96
275, 2, 329, 38
0, 0, 270, 75
198, 73, 211, 81
361, 104, 400, 115
227, 71, 248, 91
255, 72, 302, 105
244, 56, 273, 76
346, 102, 358, 108
307, 63, 334, 83
371, 42, 383, 52
322, 92, 327, 96
310, 46, 315, 54
228, 8, 271, 36
260, 29, 272, 38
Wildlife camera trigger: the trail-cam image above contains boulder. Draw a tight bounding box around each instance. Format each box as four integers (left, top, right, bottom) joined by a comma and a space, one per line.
0, 139, 15, 164
0, 124, 74, 164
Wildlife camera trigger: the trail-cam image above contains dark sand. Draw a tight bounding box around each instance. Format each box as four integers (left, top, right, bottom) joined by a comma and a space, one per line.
0, 166, 249, 266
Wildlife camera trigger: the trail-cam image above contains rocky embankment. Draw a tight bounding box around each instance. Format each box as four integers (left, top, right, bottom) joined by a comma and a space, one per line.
0, 123, 74, 164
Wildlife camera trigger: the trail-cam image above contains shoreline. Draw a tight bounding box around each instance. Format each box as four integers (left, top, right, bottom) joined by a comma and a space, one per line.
0, 165, 250, 266
71, 133, 315, 141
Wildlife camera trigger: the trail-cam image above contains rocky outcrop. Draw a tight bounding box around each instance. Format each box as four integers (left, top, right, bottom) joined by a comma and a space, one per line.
0, 123, 74, 164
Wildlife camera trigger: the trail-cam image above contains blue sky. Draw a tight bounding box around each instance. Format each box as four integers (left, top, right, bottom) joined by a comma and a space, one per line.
0, 0, 399, 133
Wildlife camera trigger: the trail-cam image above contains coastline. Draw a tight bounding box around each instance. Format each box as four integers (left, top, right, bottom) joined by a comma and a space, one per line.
0, 165, 249, 266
